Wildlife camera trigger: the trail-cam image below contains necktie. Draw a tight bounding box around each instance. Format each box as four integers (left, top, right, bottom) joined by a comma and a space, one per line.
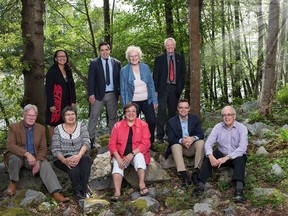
105, 59, 110, 85
169, 55, 174, 82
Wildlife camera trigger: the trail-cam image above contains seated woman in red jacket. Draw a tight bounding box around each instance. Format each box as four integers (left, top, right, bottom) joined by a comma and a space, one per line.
108, 102, 151, 202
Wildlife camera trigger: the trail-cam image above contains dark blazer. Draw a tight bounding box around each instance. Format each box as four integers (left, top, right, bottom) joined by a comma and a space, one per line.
153, 52, 186, 99
6, 120, 48, 162
165, 114, 204, 159
88, 57, 121, 101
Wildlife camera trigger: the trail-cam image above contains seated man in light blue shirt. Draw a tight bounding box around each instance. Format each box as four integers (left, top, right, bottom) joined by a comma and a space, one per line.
192, 106, 248, 203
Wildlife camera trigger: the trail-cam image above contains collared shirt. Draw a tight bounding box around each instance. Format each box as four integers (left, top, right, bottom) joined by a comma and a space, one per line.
166, 53, 176, 84
178, 116, 199, 144
204, 121, 248, 159
24, 123, 35, 155
101, 56, 114, 92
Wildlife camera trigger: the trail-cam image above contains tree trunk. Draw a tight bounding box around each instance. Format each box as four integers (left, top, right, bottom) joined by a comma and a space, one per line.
254, 0, 264, 98
259, 0, 280, 115
103, 0, 111, 45
221, 0, 228, 103
21, 0, 45, 123
84, 0, 97, 57
232, 0, 242, 99
189, 0, 201, 117
164, 0, 174, 37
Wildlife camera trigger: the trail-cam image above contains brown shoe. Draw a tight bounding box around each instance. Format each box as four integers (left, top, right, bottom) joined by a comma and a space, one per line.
52, 192, 70, 202
7, 181, 16, 196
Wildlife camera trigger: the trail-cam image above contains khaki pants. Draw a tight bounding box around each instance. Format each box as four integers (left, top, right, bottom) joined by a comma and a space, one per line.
171, 140, 204, 173
7, 154, 62, 194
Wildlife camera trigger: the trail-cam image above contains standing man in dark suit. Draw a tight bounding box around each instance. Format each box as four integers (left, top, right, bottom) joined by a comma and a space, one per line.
165, 99, 204, 187
88, 42, 121, 146
153, 37, 186, 143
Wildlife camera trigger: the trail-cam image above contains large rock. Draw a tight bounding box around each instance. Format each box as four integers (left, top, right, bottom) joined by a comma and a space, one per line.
89, 151, 113, 190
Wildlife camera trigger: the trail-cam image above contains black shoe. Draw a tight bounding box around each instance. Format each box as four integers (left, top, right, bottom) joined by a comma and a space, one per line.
181, 174, 192, 188
191, 169, 200, 185
90, 139, 95, 149
74, 191, 86, 200
150, 143, 158, 152
156, 139, 164, 144
234, 189, 244, 203
192, 185, 204, 197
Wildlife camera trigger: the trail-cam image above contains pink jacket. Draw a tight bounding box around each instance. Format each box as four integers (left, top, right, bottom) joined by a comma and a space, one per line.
108, 118, 151, 164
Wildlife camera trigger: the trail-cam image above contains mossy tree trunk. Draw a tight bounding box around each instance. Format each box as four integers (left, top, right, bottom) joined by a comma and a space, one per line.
21, 0, 45, 123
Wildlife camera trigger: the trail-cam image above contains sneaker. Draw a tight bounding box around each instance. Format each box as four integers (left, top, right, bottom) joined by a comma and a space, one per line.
192, 185, 204, 197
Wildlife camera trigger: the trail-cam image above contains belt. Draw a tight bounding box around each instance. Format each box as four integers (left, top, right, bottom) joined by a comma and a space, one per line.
105, 91, 114, 93
166, 83, 176, 85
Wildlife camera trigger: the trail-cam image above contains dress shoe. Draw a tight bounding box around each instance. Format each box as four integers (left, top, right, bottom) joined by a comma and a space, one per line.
234, 189, 245, 203
192, 185, 204, 197
181, 175, 192, 188
90, 138, 95, 149
191, 169, 200, 185
52, 192, 70, 202
7, 181, 16, 196
74, 191, 86, 200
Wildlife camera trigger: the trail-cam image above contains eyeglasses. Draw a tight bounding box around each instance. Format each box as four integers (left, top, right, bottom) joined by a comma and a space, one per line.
222, 113, 234, 117
65, 113, 76, 116
56, 55, 67, 58
178, 106, 189, 109
26, 114, 37, 118
125, 110, 137, 113
129, 55, 139, 58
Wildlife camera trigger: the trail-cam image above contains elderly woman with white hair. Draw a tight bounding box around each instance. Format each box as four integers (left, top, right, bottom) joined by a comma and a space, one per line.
120, 46, 158, 150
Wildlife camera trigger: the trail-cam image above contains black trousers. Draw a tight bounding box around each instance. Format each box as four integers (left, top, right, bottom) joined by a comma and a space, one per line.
133, 100, 156, 144
198, 149, 247, 184
157, 84, 179, 140
54, 154, 91, 193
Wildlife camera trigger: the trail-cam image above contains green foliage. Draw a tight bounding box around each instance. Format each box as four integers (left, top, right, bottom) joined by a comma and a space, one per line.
276, 85, 288, 106
247, 111, 265, 123
250, 191, 285, 209
215, 180, 230, 192
278, 128, 288, 142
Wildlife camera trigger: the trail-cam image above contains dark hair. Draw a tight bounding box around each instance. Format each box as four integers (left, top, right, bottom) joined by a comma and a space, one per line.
61, 106, 77, 120
177, 98, 190, 106
98, 42, 110, 51
53, 50, 73, 78
123, 102, 139, 116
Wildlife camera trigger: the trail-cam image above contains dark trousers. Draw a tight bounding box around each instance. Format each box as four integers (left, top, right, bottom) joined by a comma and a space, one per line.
157, 85, 179, 140
54, 154, 91, 193
133, 100, 156, 144
198, 149, 247, 184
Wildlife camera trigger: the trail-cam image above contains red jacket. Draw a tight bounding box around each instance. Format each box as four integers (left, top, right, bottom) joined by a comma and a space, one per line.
108, 118, 151, 164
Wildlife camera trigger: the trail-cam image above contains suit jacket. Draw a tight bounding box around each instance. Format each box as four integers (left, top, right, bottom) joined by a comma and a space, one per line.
88, 57, 121, 101
6, 120, 47, 162
153, 52, 186, 99
165, 114, 204, 159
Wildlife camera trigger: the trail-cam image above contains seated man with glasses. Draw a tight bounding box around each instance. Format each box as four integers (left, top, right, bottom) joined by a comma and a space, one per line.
192, 105, 248, 203
5, 104, 70, 202
165, 99, 205, 188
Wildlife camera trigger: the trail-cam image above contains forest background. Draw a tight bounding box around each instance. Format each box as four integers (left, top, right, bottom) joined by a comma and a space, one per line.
0, 0, 288, 149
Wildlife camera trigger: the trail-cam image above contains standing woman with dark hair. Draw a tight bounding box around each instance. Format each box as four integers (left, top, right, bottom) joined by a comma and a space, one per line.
45, 50, 76, 145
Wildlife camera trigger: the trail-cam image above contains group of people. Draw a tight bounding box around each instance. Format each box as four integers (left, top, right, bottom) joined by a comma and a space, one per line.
4, 37, 248, 204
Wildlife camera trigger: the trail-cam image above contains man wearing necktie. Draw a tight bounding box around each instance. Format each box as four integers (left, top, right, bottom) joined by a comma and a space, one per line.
153, 38, 186, 144
88, 42, 121, 148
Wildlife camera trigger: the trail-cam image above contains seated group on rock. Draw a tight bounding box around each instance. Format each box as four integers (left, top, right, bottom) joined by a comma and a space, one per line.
4, 99, 247, 204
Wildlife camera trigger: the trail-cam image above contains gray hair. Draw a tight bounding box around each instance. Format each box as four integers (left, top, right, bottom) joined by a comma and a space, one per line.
125, 46, 143, 62
221, 106, 236, 116
23, 104, 38, 116
164, 37, 176, 47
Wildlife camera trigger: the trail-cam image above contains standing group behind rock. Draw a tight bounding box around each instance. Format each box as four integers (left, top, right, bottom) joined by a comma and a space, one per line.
3, 37, 248, 205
